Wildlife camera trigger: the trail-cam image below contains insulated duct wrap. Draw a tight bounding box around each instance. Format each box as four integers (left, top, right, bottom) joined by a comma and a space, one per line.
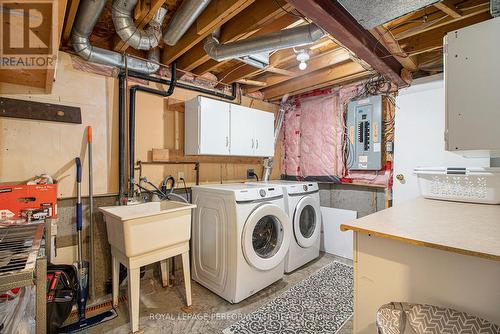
112, 0, 167, 50
204, 24, 324, 61
71, 0, 160, 74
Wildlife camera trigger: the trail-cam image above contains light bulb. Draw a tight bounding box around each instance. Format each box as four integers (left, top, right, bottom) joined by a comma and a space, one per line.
299, 61, 307, 70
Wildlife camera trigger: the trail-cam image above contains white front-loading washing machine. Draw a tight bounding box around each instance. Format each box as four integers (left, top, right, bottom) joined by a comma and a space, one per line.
191, 183, 292, 303
247, 180, 321, 273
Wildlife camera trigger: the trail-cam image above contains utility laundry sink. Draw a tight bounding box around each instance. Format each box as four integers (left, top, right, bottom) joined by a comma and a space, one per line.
99, 201, 196, 257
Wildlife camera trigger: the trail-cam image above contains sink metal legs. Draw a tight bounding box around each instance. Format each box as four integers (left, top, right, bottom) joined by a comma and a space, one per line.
111, 242, 192, 333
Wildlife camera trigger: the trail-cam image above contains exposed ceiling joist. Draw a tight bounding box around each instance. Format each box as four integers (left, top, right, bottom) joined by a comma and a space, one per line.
370, 26, 417, 71
162, 0, 255, 64
218, 64, 262, 84
265, 67, 295, 76
177, 0, 297, 74
246, 48, 350, 93
434, 0, 463, 18
400, 11, 491, 56
286, 0, 408, 87
114, 0, 167, 52
390, 0, 489, 40
237, 78, 268, 86
261, 61, 370, 100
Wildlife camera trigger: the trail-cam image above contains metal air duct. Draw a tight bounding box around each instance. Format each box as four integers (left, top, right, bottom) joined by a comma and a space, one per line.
71, 0, 160, 74
204, 24, 324, 61
162, 0, 211, 46
112, 0, 167, 50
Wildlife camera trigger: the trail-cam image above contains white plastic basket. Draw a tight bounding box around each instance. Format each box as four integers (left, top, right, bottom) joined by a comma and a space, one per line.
414, 167, 500, 204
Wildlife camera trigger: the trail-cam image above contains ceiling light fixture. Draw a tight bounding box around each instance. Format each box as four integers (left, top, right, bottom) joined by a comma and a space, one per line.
296, 49, 310, 71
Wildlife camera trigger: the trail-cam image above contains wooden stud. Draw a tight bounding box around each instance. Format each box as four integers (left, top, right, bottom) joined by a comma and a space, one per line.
61, 0, 80, 44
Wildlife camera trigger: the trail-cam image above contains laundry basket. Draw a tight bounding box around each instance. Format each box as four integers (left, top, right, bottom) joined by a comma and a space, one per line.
376, 302, 500, 334
414, 167, 500, 204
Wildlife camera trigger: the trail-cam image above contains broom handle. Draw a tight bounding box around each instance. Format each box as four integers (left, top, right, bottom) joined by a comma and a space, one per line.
87, 126, 95, 300
76, 157, 83, 266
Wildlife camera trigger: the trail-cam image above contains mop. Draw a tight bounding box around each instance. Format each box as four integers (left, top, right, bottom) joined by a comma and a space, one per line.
58, 158, 117, 333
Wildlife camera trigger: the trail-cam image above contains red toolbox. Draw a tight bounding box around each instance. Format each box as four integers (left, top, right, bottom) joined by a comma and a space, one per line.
0, 184, 57, 220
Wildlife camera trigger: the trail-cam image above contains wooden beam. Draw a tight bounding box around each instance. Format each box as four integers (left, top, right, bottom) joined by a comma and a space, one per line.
434, 0, 462, 19
178, 2, 297, 72
114, 0, 166, 52
370, 26, 417, 71
400, 11, 491, 56
261, 61, 369, 100
246, 48, 350, 93
61, 0, 80, 44
162, 0, 255, 64
286, 0, 407, 86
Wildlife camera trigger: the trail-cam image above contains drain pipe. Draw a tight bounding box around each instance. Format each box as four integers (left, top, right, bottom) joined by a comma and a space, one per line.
204, 24, 324, 62
262, 94, 290, 182
118, 72, 126, 203
71, 0, 160, 73
128, 63, 178, 197
163, 0, 211, 46
121, 68, 237, 198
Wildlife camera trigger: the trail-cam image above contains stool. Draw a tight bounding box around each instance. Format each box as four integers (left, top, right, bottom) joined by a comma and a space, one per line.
111, 242, 192, 333
376, 302, 500, 334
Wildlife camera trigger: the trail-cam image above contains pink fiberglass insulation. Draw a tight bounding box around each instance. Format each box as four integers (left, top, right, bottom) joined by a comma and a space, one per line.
281, 81, 391, 187
281, 103, 301, 178
281, 93, 340, 182
298, 95, 339, 180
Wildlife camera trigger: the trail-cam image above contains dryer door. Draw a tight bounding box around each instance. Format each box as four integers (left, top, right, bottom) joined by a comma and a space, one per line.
293, 196, 321, 248
242, 203, 291, 271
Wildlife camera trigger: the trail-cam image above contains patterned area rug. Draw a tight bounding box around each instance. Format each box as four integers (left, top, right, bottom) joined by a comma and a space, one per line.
223, 261, 353, 334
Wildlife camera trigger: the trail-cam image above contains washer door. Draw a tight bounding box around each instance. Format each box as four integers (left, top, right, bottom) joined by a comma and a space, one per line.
293, 196, 320, 248
242, 203, 291, 271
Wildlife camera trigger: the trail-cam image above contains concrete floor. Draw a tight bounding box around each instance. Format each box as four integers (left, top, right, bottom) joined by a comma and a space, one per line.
89, 253, 353, 334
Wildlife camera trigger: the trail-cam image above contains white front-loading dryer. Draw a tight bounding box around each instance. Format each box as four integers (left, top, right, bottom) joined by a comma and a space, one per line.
191, 183, 291, 303
247, 180, 321, 273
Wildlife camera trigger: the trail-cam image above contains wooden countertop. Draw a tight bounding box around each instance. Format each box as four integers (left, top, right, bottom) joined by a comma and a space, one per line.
341, 197, 500, 261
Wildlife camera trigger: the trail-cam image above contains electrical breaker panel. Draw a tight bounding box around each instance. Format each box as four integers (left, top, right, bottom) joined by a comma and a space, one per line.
346, 95, 383, 170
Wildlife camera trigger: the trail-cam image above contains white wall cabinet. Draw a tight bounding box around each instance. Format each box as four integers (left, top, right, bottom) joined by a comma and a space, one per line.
185, 97, 230, 156
185, 96, 275, 157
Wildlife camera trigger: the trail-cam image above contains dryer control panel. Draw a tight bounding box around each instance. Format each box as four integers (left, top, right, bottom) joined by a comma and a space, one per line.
347, 95, 383, 170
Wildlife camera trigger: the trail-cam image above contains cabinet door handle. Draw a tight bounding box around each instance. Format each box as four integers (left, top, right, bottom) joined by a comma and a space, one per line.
252, 139, 255, 149
256, 139, 259, 149
225, 136, 229, 147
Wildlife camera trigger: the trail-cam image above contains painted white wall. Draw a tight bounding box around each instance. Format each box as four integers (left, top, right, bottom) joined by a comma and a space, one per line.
320, 206, 356, 260
393, 74, 489, 204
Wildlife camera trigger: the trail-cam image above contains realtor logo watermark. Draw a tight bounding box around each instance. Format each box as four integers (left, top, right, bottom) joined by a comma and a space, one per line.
0, 0, 57, 69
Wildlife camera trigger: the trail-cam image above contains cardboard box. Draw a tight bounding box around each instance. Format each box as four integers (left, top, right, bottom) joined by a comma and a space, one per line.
0, 184, 57, 219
